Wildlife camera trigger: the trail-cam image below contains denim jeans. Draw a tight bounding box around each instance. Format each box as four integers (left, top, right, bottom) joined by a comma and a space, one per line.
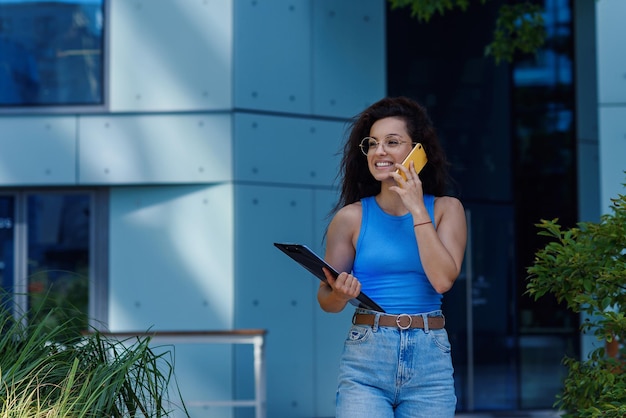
335, 309, 456, 418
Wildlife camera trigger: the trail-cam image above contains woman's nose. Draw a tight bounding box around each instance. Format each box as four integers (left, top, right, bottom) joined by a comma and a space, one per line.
374, 142, 386, 154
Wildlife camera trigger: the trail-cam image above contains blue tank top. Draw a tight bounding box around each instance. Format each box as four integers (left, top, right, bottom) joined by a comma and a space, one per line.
352, 195, 441, 314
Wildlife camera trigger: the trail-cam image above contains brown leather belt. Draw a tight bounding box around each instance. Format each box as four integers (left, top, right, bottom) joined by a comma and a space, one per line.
353, 313, 445, 330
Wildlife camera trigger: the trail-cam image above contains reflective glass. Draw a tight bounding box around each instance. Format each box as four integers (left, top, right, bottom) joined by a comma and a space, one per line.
512, 0, 578, 408
27, 193, 90, 335
0, 196, 14, 311
0, 0, 104, 107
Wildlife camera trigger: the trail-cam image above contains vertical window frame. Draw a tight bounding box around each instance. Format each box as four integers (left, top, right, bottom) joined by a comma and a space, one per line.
2, 188, 108, 328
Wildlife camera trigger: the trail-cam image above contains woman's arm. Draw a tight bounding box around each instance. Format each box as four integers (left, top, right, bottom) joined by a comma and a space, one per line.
414, 196, 467, 294
317, 204, 362, 313
391, 163, 467, 294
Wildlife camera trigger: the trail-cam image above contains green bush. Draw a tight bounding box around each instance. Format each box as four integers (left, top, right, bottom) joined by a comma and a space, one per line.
527, 183, 626, 417
0, 298, 188, 417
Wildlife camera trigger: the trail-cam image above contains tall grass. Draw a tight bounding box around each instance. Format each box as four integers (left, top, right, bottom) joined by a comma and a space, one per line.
0, 300, 188, 417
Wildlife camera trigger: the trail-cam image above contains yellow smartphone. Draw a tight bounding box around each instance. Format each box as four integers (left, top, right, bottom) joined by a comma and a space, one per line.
396, 143, 427, 180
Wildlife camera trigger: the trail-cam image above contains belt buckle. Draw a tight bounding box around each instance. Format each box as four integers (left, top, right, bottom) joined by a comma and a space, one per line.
396, 314, 412, 330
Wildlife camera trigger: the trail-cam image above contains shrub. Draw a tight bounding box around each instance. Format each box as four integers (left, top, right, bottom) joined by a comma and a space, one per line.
0, 299, 188, 417
527, 182, 626, 417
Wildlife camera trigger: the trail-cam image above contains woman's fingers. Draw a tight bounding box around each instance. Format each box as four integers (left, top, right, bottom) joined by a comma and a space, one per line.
334, 272, 361, 298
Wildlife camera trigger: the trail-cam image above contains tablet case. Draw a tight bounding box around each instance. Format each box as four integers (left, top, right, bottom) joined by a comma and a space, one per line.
274, 243, 385, 313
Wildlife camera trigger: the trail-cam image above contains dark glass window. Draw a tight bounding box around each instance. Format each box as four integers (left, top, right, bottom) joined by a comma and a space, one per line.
0, 190, 106, 335
0, 196, 15, 311
512, 0, 578, 408
0, 0, 104, 107
513, 0, 577, 333
27, 193, 90, 333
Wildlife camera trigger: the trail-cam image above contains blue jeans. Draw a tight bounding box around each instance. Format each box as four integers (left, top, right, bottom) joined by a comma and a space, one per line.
336, 309, 456, 418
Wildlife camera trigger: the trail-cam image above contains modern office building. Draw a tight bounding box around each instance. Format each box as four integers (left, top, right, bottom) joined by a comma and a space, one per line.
0, 0, 623, 417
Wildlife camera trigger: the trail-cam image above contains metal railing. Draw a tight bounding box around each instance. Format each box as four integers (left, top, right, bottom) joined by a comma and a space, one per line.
98, 329, 267, 418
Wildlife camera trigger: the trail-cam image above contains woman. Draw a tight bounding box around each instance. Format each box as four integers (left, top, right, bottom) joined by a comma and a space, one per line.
318, 96, 467, 417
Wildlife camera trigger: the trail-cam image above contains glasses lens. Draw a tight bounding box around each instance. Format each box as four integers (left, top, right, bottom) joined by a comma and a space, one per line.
359, 137, 372, 155
385, 139, 400, 148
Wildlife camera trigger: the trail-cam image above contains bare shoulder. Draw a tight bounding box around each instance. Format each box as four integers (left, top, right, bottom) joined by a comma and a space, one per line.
434, 196, 464, 212
331, 201, 362, 224
327, 201, 362, 239
434, 196, 466, 223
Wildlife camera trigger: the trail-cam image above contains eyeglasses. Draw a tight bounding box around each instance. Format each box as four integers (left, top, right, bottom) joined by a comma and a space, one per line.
359, 136, 415, 155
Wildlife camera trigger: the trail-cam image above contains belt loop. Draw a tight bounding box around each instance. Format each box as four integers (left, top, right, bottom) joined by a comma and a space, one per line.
421, 314, 430, 333
372, 312, 380, 332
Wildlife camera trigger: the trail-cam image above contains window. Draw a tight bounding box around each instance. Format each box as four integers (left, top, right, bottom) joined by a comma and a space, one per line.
0, 196, 15, 312
0, 0, 105, 109
512, 0, 578, 409
0, 189, 108, 331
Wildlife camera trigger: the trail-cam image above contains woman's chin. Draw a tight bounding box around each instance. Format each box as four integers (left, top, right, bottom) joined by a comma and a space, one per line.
374, 172, 395, 183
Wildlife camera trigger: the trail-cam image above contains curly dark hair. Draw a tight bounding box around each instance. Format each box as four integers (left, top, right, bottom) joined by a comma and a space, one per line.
332, 96, 452, 213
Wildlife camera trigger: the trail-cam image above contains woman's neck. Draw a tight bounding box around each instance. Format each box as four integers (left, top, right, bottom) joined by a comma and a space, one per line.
375, 184, 408, 216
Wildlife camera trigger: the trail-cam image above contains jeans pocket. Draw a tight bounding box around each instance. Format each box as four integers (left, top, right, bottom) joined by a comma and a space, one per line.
429, 328, 452, 353
345, 325, 371, 344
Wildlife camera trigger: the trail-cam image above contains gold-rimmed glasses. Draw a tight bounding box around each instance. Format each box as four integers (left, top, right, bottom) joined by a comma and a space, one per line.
359, 136, 415, 156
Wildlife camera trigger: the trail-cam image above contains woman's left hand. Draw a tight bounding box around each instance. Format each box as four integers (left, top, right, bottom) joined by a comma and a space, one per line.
389, 161, 425, 211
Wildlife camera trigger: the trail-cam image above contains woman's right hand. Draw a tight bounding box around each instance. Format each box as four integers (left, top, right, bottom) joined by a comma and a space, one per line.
318, 268, 361, 312
323, 268, 361, 301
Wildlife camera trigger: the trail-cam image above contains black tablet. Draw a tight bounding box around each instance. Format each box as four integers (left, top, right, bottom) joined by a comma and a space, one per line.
274, 242, 385, 313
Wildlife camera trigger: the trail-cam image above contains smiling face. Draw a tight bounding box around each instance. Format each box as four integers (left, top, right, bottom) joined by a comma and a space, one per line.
366, 117, 414, 182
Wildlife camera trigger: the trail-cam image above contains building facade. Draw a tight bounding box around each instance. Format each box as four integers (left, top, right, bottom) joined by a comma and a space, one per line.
0, 0, 623, 417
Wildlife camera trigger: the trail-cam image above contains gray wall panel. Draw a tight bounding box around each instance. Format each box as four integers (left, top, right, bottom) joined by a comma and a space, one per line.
78, 113, 232, 185
234, 184, 316, 417
233, 112, 345, 187
234, 0, 312, 114
109, 0, 233, 112
0, 116, 77, 185
598, 107, 626, 210
596, 0, 626, 105
312, 0, 386, 118
108, 184, 234, 331
597, 0, 626, 210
